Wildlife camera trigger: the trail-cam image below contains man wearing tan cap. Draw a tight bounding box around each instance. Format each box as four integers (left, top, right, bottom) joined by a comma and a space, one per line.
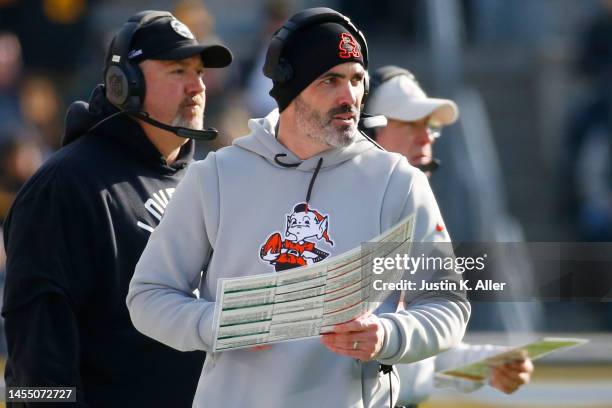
364, 65, 533, 407
365, 66, 458, 174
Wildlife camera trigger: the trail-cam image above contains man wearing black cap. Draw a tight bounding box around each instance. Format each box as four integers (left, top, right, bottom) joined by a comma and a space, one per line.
2, 11, 231, 407
128, 8, 469, 408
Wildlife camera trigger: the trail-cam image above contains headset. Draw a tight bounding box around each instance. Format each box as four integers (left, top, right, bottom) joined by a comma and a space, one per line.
262, 7, 370, 107
104, 10, 170, 110
100, 10, 217, 140
364, 65, 441, 172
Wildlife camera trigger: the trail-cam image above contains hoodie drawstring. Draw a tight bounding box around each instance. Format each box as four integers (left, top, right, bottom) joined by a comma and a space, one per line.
274, 153, 300, 168
306, 157, 323, 203
273, 154, 323, 204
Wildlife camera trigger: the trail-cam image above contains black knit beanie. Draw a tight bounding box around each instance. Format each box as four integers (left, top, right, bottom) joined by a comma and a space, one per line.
268, 22, 365, 112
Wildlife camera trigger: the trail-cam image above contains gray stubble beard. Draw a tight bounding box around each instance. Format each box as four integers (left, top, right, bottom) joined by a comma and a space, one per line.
172, 105, 204, 130
294, 96, 358, 148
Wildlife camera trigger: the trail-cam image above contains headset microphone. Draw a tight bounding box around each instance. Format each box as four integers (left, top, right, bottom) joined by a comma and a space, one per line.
84, 108, 218, 141
130, 111, 218, 140
358, 113, 387, 151
360, 113, 387, 130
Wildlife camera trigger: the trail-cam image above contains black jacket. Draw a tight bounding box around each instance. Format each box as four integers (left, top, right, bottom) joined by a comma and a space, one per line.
2, 85, 205, 407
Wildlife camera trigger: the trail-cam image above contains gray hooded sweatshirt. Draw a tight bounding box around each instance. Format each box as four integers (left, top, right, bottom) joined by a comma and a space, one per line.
127, 110, 470, 408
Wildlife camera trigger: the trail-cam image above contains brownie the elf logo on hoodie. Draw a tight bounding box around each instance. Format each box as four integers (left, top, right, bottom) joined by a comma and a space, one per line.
260, 203, 334, 271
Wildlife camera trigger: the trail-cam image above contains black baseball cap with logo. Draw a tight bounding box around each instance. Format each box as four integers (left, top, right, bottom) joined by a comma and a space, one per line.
128, 14, 232, 68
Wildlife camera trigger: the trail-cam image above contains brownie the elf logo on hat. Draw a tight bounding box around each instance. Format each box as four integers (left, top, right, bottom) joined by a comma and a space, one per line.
338, 32, 360, 59
170, 18, 195, 39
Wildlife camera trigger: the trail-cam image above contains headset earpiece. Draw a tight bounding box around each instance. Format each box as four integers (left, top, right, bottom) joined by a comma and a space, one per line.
274, 58, 294, 83
104, 11, 172, 110
104, 60, 145, 110
104, 65, 128, 106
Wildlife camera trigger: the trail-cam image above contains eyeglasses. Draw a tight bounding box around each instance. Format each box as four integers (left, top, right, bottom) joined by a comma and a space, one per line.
427, 125, 441, 139
405, 120, 442, 139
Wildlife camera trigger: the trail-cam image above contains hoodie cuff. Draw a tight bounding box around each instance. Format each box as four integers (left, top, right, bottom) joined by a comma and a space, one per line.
376, 317, 401, 360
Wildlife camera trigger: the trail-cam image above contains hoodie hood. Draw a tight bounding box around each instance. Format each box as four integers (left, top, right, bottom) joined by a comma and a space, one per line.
233, 109, 377, 172
63, 84, 118, 147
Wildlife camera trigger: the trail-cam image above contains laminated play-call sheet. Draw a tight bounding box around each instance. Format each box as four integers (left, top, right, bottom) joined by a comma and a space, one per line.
437, 337, 589, 382
211, 214, 415, 351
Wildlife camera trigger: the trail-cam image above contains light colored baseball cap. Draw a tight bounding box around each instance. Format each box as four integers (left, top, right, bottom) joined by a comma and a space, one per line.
367, 73, 459, 126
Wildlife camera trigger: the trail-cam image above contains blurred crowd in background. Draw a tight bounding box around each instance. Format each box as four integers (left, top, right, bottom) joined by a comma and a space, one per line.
0, 0, 611, 354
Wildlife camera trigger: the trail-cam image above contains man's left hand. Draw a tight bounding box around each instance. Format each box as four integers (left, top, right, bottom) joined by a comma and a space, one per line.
489, 358, 534, 394
320, 313, 385, 361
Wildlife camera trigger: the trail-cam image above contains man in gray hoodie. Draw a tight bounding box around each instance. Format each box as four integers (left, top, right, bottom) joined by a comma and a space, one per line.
127, 7, 470, 408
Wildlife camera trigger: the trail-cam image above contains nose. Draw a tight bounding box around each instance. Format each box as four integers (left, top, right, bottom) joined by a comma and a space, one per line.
186, 72, 206, 96
336, 80, 359, 107
415, 126, 434, 145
